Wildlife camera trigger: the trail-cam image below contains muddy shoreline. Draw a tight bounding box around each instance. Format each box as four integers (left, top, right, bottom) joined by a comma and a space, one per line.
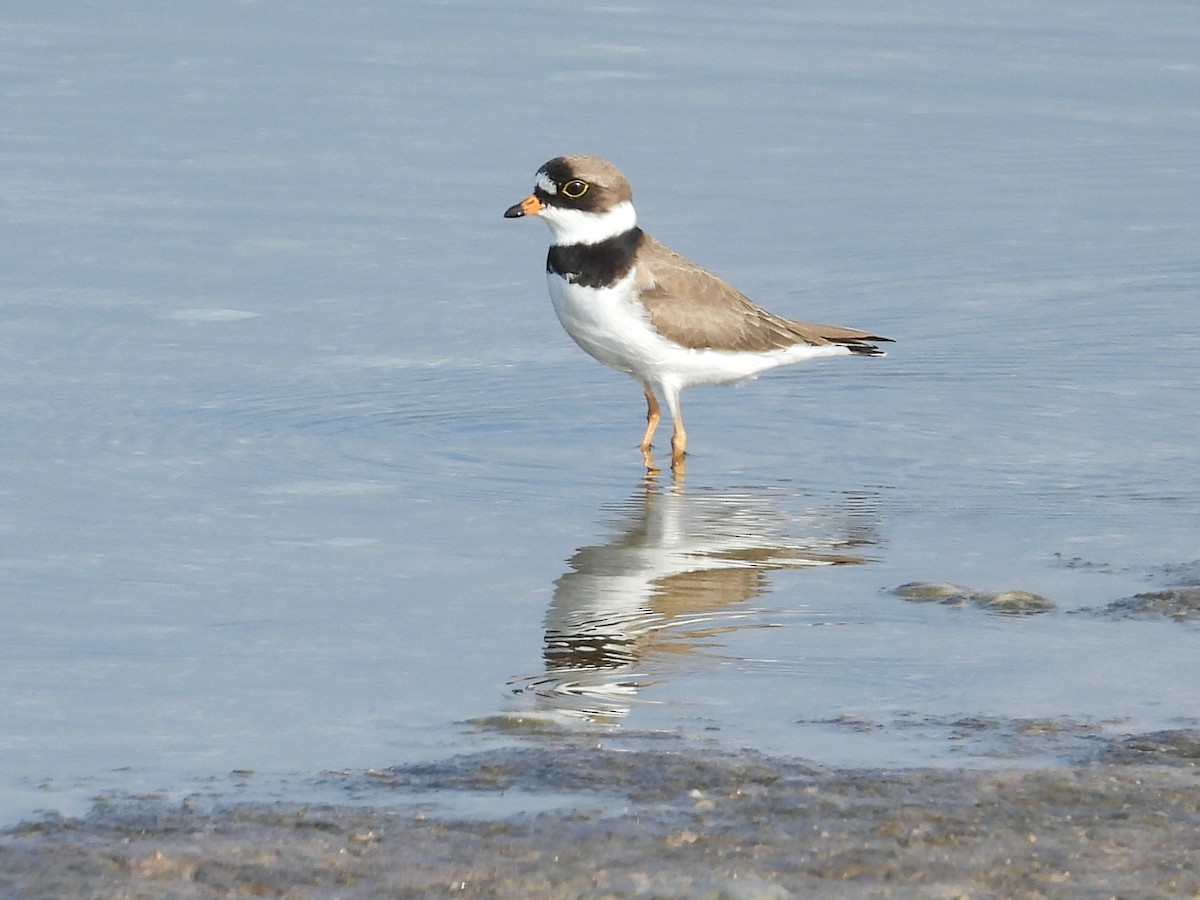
4, 731, 1198, 899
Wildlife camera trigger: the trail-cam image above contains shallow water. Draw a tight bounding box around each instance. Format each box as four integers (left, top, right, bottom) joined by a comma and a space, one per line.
2, 1, 1198, 824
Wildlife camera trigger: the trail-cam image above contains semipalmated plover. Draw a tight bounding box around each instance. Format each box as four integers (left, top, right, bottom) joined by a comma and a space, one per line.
505, 155, 891, 472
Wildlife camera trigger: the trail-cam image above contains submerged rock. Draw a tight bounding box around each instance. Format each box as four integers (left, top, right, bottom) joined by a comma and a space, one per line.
892, 582, 974, 605
892, 582, 1055, 616
1101, 729, 1200, 765
1093, 587, 1200, 623
979, 590, 1057, 615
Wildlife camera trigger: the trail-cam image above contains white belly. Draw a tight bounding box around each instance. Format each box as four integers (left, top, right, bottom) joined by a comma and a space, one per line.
546, 272, 847, 391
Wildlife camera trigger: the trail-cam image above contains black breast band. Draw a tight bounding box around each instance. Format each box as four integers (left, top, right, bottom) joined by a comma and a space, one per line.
546, 228, 643, 289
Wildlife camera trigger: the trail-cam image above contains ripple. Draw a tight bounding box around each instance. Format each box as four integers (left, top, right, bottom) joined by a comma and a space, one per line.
165, 308, 262, 323
256, 481, 396, 497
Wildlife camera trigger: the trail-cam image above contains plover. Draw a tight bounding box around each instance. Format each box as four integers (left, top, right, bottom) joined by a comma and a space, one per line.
505, 155, 890, 472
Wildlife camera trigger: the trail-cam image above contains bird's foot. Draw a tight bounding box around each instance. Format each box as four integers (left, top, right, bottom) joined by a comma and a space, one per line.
669, 449, 686, 478
640, 441, 658, 472
670, 432, 687, 473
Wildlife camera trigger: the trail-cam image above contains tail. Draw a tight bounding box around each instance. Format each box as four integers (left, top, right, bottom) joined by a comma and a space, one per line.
776, 314, 894, 357
814, 323, 892, 357
837, 334, 892, 357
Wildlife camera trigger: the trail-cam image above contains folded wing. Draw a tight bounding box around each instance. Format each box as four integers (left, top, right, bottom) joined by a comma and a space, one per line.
636, 235, 891, 356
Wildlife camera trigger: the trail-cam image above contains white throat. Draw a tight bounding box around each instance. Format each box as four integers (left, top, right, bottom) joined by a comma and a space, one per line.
538, 200, 637, 246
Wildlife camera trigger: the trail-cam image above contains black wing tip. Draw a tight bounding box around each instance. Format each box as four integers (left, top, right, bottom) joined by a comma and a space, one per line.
840, 335, 893, 357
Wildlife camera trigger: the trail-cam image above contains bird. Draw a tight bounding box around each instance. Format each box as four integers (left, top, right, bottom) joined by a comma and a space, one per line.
504, 155, 891, 473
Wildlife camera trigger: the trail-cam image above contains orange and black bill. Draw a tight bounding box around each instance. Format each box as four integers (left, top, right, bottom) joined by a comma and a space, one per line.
503, 194, 544, 218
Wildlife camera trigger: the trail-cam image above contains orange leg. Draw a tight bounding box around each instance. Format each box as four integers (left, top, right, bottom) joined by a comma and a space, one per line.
640, 386, 661, 470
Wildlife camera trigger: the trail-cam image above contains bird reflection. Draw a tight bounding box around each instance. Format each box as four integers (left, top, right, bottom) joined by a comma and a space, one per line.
508, 481, 881, 723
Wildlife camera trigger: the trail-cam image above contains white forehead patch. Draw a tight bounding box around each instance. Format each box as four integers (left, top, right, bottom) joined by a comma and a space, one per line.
535, 171, 558, 195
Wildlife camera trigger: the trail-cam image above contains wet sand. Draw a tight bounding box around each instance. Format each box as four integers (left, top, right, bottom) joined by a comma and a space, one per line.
4, 731, 1198, 899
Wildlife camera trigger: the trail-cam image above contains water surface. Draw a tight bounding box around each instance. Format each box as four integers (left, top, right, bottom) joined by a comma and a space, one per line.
1, 1, 1197, 824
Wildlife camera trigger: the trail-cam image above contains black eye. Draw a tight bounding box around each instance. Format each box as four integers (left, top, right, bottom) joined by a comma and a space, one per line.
561, 179, 589, 199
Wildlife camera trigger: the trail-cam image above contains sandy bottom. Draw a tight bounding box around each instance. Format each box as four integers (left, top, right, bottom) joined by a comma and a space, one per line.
3, 729, 1198, 899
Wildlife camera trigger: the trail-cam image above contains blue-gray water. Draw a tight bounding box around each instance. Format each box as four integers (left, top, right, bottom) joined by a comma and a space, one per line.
2, 2, 1197, 823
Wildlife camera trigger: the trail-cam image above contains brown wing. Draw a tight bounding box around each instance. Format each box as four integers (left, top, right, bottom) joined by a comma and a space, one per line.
635, 234, 890, 356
